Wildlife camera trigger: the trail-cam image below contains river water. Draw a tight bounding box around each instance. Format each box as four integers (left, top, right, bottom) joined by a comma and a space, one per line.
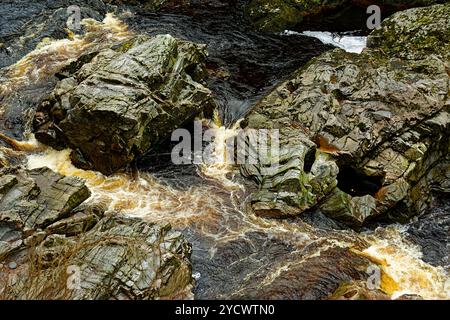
1, 1, 449, 299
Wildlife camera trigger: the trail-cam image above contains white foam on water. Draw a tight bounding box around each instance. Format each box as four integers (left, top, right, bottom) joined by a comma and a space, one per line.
0, 13, 132, 97
283, 30, 367, 54
362, 225, 449, 300
25, 145, 450, 299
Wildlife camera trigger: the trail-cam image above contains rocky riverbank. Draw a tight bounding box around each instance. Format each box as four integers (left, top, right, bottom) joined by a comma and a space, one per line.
0, 0, 448, 300
240, 3, 450, 227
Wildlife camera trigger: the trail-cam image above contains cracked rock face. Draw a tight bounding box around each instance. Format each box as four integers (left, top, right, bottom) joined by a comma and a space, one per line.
1, 215, 193, 300
0, 167, 90, 230
0, 166, 90, 259
240, 4, 450, 227
0, 167, 194, 299
31, 216, 193, 300
33, 34, 215, 175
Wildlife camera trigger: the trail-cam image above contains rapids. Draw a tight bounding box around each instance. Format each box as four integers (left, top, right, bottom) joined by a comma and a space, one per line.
0, 0, 448, 299
25, 135, 449, 299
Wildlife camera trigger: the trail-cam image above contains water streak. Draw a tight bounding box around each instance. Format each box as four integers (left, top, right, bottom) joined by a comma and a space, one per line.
283, 30, 367, 54
362, 226, 449, 299
0, 13, 132, 98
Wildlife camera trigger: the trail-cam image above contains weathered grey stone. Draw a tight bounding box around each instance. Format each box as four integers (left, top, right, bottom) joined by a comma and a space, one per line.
23, 231, 47, 247
20, 216, 193, 300
0, 175, 17, 194
0, 167, 91, 229
105, 0, 190, 11
0, 239, 22, 261
240, 4, 450, 226
367, 3, 450, 60
45, 212, 98, 236
33, 34, 215, 174
0, 166, 91, 259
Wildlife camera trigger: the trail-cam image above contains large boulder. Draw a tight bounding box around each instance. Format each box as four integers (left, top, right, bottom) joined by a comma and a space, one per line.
240, 4, 450, 226
1, 215, 193, 300
0, 166, 194, 299
245, 0, 446, 33
33, 34, 215, 175
0, 166, 90, 260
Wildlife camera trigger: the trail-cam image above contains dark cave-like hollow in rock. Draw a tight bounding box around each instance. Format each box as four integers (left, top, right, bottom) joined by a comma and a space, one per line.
337, 165, 383, 197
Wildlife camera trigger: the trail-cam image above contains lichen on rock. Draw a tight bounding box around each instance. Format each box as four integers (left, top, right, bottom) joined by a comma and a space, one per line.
240, 3, 450, 226
33, 34, 215, 175
0, 166, 194, 300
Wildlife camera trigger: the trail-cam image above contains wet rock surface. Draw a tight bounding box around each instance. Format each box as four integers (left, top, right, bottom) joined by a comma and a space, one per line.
240, 3, 450, 227
0, 166, 90, 259
187, 228, 372, 299
0, 167, 194, 299
0, 166, 90, 230
1, 0, 331, 138
122, 0, 332, 125
0, 10, 132, 139
33, 34, 215, 174
1, 216, 193, 299
0, 0, 448, 301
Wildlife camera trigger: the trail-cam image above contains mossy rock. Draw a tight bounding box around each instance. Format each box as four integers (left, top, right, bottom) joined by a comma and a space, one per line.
367, 3, 450, 60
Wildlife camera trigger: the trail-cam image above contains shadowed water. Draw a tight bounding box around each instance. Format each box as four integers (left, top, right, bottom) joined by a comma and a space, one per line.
122, 1, 332, 125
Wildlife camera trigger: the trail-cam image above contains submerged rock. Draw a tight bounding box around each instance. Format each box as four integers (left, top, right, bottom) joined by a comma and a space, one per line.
33, 34, 215, 174
191, 229, 373, 299
240, 4, 450, 226
405, 194, 450, 269
329, 281, 390, 300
